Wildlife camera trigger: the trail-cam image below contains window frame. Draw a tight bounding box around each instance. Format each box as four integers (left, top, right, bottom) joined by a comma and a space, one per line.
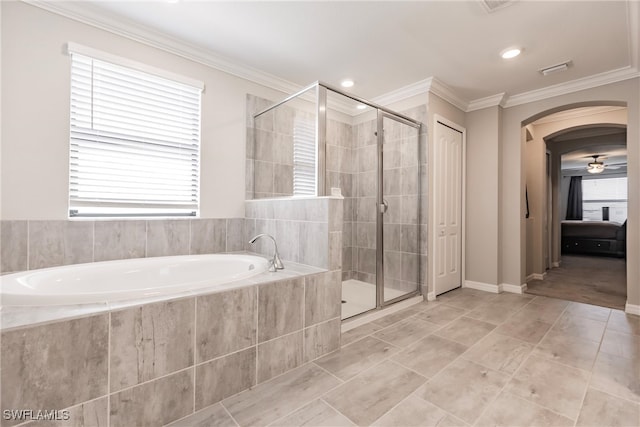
67, 43, 204, 218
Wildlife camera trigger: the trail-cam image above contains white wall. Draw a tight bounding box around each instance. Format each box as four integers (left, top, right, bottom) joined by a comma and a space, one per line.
500, 78, 640, 308
1, 2, 287, 220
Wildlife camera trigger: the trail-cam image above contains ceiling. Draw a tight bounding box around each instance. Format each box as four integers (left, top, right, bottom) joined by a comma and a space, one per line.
537, 108, 628, 173
33, 0, 639, 108
561, 144, 627, 173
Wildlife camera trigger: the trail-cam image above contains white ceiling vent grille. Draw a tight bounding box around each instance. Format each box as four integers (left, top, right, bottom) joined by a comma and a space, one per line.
480, 0, 515, 13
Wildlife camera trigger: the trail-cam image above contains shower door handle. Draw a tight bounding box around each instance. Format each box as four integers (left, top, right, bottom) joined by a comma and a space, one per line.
379, 199, 389, 214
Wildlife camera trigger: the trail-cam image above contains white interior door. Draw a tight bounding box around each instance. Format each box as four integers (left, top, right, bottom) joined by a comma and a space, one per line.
434, 121, 463, 295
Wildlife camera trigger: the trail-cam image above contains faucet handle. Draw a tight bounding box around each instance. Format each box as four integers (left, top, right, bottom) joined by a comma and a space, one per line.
273, 252, 284, 270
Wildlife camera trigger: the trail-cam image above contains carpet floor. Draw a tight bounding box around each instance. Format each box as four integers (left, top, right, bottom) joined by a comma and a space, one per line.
526, 254, 627, 310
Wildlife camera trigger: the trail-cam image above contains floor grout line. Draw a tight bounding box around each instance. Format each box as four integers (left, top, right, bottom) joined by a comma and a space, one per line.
311, 361, 347, 384
219, 401, 241, 427
468, 299, 577, 425
216, 289, 637, 427
319, 397, 359, 426
571, 308, 612, 427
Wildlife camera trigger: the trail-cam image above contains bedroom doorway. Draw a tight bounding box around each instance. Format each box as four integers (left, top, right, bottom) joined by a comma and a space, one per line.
523, 107, 628, 310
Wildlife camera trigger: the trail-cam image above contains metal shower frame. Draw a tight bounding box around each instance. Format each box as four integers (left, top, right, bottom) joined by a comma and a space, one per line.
254, 81, 423, 314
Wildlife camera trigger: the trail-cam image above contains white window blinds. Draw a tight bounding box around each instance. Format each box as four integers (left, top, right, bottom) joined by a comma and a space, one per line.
292, 117, 316, 196
69, 51, 202, 217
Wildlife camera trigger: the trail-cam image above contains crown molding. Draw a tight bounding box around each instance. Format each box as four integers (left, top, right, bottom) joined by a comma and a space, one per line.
501, 66, 640, 108
426, 77, 469, 112
371, 78, 431, 106
370, 77, 469, 113
466, 93, 507, 112
23, 0, 300, 96
24, 0, 640, 116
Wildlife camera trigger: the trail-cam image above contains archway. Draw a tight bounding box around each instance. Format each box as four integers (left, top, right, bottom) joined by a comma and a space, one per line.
522, 105, 629, 309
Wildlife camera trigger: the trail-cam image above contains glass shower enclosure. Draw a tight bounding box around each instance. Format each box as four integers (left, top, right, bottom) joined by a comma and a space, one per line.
249, 82, 422, 319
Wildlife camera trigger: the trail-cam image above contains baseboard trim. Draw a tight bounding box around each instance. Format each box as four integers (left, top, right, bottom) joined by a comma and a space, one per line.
525, 273, 546, 282
464, 280, 500, 293
463, 280, 526, 295
427, 291, 436, 301
552, 261, 561, 268
625, 303, 640, 316
501, 283, 527, 294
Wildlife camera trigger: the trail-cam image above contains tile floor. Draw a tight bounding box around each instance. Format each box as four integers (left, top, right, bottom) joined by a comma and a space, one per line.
169, 288, 640, 427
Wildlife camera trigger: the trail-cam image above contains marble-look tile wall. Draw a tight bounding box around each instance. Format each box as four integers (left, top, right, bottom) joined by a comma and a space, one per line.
325, 117, 357, 280
0, 218, 244, 274
244, 197, 342, 271
244, 91, 428, 295
0, 270, 340, 427
334, 104, 428, 295
246, 94, 315, 199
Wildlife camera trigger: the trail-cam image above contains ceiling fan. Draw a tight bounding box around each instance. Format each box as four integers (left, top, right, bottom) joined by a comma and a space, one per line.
585, 155, 623, 174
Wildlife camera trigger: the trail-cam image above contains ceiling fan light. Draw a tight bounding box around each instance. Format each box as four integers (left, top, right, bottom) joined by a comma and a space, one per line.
585, 155, 605, 174
587, 163, 604, 173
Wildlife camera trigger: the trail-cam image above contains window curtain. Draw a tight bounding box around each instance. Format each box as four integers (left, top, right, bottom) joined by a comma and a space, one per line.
566, 176, 583, 220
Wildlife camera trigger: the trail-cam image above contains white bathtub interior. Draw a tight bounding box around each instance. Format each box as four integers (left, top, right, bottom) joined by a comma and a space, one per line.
1, 254, 272, 306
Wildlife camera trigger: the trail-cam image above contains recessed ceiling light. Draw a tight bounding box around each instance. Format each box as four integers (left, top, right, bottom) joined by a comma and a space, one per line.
500, 48, 521, 59
340, 79, 354, 88
356, 104, 366, 110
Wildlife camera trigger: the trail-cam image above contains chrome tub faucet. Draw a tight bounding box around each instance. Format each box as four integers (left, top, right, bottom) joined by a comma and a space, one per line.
249, 233, 284, 272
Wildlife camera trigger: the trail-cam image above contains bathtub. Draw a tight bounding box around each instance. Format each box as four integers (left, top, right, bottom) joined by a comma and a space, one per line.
1, 254, 270, 306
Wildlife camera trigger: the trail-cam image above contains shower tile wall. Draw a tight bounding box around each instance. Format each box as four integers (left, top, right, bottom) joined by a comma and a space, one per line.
381, 115, 421, 294
404, 104, 429, 297
245, 92, 428, 295
326, 105, 426, 295
325, 118, 356, 280
353, 118, 379, 285
246, 94, 315, 199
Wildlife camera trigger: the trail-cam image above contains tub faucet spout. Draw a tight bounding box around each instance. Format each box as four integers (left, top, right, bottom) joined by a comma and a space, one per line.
249, 233, 284, 272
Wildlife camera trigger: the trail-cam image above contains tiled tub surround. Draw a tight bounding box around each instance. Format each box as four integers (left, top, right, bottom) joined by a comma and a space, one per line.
0, 218, 245, 274
244, 197, 343, 271
0, 264, 341, 427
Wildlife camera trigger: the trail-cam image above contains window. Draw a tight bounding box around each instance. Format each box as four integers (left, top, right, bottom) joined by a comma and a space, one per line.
582, 177, 627, 222
68, 45, 203, 217
292, 116, 316, 196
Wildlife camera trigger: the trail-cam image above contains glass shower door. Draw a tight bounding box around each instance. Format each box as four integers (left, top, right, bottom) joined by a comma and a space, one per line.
379, 112, 421, 303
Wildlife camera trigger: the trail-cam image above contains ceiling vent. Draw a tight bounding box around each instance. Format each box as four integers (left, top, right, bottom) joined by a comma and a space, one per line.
540, 61, 572, 76
480, 0, 515, 13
